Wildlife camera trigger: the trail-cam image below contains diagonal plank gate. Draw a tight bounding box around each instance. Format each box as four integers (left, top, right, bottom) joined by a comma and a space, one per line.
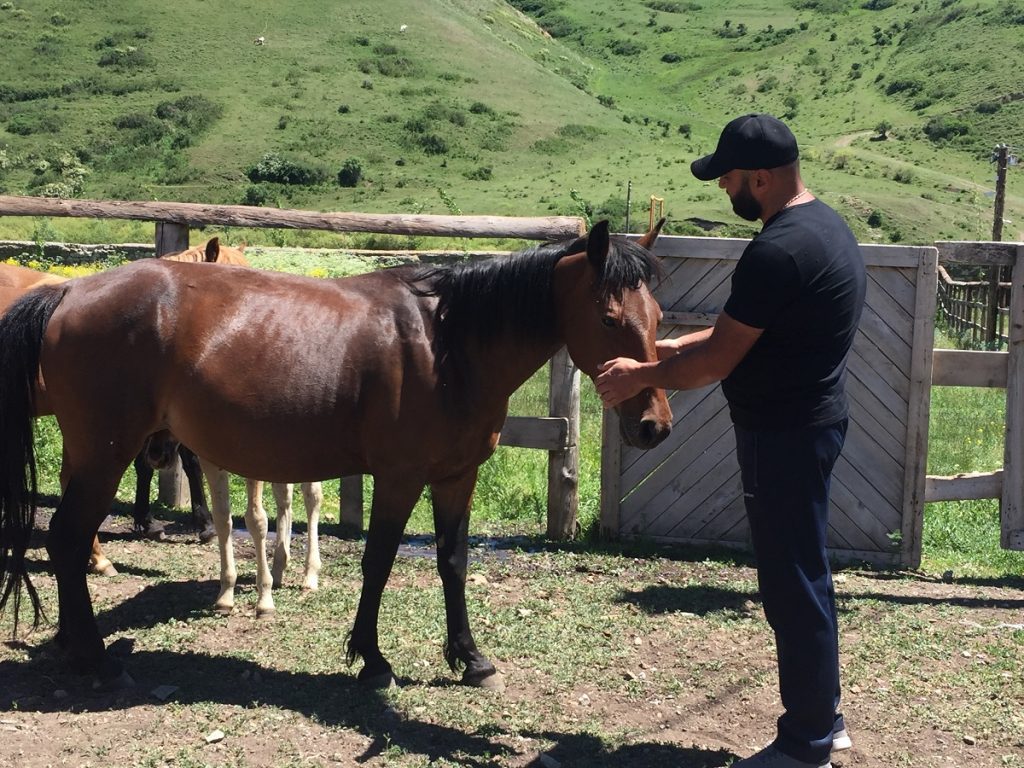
601, 235, 940, 568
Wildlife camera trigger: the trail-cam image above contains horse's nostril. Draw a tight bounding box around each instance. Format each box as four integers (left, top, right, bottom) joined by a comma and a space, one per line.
639, 418, 670, 447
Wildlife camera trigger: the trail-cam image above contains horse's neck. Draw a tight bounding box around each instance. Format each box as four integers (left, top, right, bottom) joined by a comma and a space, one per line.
473, 335, 564, 404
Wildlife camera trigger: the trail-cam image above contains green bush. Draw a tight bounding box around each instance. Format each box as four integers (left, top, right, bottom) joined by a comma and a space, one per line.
464, 166, 492, 181
417, 134, 449, 155
97, 46, 151, 69
923, 115, 970, 143
246, 152, 329, 185
337, 158, 363, 187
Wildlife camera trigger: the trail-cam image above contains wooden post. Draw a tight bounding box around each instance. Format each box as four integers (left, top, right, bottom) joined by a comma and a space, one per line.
156, 222, 190, 508
1001, 244, 1024, 550
340, 476, 364, 534
546, 348, 579, 539
992, 144, 1008, 242
599, 409, 622, 540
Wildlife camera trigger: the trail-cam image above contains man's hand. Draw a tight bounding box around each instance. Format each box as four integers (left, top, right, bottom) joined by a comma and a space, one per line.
595, 357, 651, 409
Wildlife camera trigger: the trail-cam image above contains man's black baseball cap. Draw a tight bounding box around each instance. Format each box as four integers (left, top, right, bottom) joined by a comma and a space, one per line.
690, 114, 799, 181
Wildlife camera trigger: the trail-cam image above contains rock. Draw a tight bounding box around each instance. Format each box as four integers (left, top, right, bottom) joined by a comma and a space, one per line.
205, 729, 225, 744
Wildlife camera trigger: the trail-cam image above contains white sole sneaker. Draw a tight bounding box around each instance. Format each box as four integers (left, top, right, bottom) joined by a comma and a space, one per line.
832, 728, 852, 751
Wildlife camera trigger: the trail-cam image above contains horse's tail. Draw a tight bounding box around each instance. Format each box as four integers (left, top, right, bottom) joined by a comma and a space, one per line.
0, 284, 66, 635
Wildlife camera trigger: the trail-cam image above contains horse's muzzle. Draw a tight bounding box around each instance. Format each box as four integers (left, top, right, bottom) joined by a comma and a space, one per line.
620, 415, 672, 450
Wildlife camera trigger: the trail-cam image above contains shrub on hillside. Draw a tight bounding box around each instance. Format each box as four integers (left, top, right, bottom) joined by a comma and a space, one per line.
246, 152, 328, 185
113, 113, 168, 145
464, 166, 492, 181
337, 158, 363, 187
661, 52, 683, 63
155, 95, 223, 133
975, 101, 1001, 114
923, 116, 970, 143
97, 46, 151, 70
6, 111, 62, 135
418, 134, 449, 155
610, 40, 644, 56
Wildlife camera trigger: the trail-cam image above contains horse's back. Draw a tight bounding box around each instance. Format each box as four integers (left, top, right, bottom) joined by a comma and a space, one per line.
0, 264, 67, 314
41, 259, 442, 481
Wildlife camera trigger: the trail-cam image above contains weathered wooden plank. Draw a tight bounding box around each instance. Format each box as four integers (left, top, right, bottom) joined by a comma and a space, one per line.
847, 351, 909, 430
932, 349, 1007, 388
663, 261, 734, 314
936, 241, 1019, 267
662, 311, 718, 327
850, 332, 912, 404
686, 478, 747, 542
600, 409, 623, 539
841, 420, 905, 505
857, 300, 913, 373
1001, 244, 1024, 549
651, 235, 748, 261
866, 265, 917, 314
829, 472, 902, 551
846, 384, 907, 465
833, 452, 903, 532
546, 349, 579, 539
925, 471, 1002, 502
0, 194, 585, 240
859, 244, 932, 268
621, 384, 725, 490
498, 416, 569, 451
622, 402, 734, 527
340, 475, 364, 530
900, 248, 938, 568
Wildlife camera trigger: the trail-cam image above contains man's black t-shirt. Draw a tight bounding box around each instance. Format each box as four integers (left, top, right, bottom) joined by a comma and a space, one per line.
721, 198, 865, 430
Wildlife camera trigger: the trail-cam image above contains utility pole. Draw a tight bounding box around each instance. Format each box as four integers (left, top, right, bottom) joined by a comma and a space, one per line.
986, 144, 1009, 346
993, 143, 1008, 241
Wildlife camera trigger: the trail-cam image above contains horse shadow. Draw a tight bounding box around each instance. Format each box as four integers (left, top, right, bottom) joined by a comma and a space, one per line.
0, 644, 735, 768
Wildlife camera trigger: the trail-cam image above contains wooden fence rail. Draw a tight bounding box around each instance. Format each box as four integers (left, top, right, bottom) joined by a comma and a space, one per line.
0, 195, 587, 538
936, 264, 1010, 347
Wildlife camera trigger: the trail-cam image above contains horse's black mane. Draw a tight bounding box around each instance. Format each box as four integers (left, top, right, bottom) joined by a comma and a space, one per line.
408, 232, 660, 350
405, 230, 660, 402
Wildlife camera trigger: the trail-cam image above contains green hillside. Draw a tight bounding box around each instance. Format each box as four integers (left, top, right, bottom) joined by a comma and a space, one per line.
0, 0, 1021, 245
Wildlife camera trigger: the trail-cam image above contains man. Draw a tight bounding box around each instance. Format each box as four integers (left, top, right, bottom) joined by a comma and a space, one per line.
595, 114, 865, 768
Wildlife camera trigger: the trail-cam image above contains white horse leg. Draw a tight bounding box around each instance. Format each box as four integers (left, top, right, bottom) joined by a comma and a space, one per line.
245, 479, 275, 617
271, 482, 293, 588
300, 481, 323, 591
200, 459, 235, 614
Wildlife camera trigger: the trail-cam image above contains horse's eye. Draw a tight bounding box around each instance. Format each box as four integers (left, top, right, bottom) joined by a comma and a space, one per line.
602, 317, 616, 328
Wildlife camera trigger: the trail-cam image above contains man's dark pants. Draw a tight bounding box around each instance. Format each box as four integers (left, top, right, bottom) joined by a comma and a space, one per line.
733, 419, 848, 765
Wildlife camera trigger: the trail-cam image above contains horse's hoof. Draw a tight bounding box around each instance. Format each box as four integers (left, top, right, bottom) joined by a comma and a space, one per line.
92, 668, 135, 691
198, 526, 216, 544
464, 669, 505, 692
359, 670, 398, 690
90, 561, 118, 577
214, 604, 234, 616
255, 606, 276, 620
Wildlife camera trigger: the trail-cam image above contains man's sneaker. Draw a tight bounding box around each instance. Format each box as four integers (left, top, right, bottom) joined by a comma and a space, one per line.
732, 745, 831, 768
832, 727, 852, 751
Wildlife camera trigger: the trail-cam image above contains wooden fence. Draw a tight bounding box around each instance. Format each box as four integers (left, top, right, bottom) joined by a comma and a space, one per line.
936, 264, 1011, 348
601, 237, 1024, 567
0, 195, 587, 539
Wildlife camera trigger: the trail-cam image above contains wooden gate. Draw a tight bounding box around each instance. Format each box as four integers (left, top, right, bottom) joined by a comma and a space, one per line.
601, 236, 938, 567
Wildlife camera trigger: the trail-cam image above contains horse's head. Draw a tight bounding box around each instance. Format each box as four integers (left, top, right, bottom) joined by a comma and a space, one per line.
162, 238, 250, 267
556, 219, 672, 450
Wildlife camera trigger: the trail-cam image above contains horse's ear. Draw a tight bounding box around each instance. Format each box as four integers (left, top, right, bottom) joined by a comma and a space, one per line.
586, 220, 610, 272
204, 237, 220, 263
636, 217, 666, 251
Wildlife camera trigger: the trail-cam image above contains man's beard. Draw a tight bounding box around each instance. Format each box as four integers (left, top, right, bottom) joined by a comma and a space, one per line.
730, 183, 762, 222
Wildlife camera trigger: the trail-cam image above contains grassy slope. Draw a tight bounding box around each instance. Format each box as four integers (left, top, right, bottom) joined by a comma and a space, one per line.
0, 0, 1022, 244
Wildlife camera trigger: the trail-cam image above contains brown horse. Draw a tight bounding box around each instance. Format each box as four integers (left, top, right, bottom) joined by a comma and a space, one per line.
0, 220, 671, 688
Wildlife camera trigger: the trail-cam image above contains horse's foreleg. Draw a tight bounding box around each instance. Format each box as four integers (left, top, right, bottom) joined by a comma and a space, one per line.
47, 471, 133, 687
270, 482, 292, 588
244, 479, 275, 617
348, 476, 423, 688
179, 446, 214, 543
300, 482, 323, 591
431, 469, 501, 689
200, 459, 236, 614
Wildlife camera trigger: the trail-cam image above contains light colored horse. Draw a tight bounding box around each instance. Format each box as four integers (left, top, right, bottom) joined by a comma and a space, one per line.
160, 237, 326, 612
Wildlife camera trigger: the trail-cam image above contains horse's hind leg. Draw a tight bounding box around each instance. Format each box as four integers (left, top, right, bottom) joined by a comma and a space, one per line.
48, 467, 134, 687
270, 482, 292, 588
200, 459, 237, 614
244, 479, 275, 617
130, 447, 159, 538
179, 446, 214, 543
300, 482, 323, 591
62, 445, 118, 578
348, 476, 423, 688
431, 469, 501, 689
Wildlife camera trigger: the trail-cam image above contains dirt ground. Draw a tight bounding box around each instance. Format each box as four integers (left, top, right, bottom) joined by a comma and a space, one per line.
1, 509, 1023, 768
